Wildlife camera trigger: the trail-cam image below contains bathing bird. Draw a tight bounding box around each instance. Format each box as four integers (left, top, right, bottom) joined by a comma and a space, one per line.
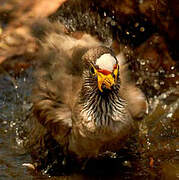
24, 20, 147, 164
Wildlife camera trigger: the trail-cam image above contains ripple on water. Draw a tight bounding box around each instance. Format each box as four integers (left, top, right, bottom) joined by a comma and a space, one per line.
0, 68, 35, 179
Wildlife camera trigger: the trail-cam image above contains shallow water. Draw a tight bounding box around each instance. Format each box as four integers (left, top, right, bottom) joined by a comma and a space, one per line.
0, 67, 178, 179
0, 0, 179, 179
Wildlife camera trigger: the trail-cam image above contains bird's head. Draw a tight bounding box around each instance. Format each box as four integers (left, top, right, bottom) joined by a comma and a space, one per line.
82, 46, 120, 93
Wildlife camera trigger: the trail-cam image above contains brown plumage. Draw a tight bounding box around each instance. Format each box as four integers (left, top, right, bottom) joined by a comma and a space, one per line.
24, 20, 147, 164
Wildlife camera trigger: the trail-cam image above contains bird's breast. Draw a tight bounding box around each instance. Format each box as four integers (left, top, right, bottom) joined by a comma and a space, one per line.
68, 104, 133, 158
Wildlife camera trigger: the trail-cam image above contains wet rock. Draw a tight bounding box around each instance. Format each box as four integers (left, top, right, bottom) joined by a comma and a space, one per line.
70, 0, 178, 59
94, 0, 137, 16
132, 34, 178, 96
138, 0, 179, 60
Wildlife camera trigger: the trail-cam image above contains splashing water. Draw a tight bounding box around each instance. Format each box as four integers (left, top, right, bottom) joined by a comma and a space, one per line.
0, 1, 178, 179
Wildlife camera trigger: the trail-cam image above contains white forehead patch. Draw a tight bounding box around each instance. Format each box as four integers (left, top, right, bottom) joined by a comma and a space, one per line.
96, 53, 116, 72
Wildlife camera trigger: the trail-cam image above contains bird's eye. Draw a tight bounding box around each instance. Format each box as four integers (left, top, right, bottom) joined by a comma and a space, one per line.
90, 66, 95, 75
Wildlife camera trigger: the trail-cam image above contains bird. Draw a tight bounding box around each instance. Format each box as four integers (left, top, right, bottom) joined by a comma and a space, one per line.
23, 19, 148, 166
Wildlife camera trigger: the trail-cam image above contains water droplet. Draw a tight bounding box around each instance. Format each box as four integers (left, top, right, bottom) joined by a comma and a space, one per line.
137, 77, 143, 84
160, 81, 165, 85
167, 113, 173, 118
147, 140, 151, 146
154, 82, 160, 90
163, 104, 167, 109
16, 137, 23, 146
146, 59, 150, 64
62, 159, 66, 165
140, 60, 145, 65
10, 121, 16, 128
169, 74, 175, 78
2, 120, 7, 124
111, 20, 116, 26
159, 68, 165, 74
140, 27, 145, 32
22, 163, 35, 170
134, 22, 139, 27
161, 93, 167, 99
123, 160, 131, 167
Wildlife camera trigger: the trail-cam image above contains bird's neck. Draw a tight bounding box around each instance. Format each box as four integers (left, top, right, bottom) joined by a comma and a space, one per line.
79, 80, 127, 126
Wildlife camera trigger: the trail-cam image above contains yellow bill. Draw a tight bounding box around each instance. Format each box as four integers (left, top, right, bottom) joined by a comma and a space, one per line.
91, 63, 119, 92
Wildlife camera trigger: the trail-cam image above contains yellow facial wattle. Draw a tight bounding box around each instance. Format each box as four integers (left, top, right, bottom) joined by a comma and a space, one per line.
91, 63, 119, 92
96, 72, 114, 92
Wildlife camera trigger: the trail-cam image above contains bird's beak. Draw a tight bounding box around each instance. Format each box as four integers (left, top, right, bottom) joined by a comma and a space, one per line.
97, 72, 114, 92
96, 65, 118, 92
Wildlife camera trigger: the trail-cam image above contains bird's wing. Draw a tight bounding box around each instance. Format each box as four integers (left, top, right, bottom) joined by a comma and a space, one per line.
117, 53, 148, 119
32, 50, 73, 144
31, 19, 101, 144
